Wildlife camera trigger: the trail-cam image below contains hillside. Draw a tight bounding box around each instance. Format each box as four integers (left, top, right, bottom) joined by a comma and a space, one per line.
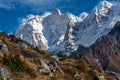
72, 21, 120, 77
0, 32, 118, 80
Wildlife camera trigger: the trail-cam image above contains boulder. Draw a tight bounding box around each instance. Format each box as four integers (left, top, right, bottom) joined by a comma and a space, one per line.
49, 64, 58, 72
48, 58, 64, 75
51, 55, 59, 63
74, 73, 80, 80
39, 68, 50, 74
40, 59, 50, 70
0, 67, 9, 78
98, 76, 106, 80
20, 42, 28, 49
0, 40, 8, 52
39, 59, 51, 74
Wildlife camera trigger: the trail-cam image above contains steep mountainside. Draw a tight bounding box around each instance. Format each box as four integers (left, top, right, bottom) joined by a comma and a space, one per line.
0, 32, 118, 80
16, 0, 120, 57
52, 0, 115, 56
72, 21, 120, 73
16, 9, 81, 54
16, 16, 48, 50
73, 0, 113, 46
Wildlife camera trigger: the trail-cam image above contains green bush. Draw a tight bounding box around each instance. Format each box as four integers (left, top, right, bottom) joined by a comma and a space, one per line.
33, 47, 40, 52
2, 54, 29, 72
33, 47, 47, 55
0, 72, 3, 80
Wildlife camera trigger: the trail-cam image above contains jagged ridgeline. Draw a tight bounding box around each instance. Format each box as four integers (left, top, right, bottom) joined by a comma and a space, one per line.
16, 0, 120, 57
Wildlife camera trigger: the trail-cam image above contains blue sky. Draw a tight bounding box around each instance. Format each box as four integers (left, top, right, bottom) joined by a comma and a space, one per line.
0, 0, 117, 34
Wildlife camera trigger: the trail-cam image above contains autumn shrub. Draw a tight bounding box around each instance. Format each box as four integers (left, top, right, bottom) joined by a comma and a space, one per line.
0, 72, 4, 80
77, 60, 92, 73
33, 47, 51, 58
2, 54, 29, 72
33, 47, 40, 52
33, 47, 47, 54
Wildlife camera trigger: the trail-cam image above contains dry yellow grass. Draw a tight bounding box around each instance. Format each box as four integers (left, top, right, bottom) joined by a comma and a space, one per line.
0, 32, 119, 80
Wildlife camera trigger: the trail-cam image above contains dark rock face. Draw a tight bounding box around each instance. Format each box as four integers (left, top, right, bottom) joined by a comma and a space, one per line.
90, 35, 120, 72
72, 21, 120, 73
0, 40, 8, 52
108, 21, 120, 34
77, 45, 88, 52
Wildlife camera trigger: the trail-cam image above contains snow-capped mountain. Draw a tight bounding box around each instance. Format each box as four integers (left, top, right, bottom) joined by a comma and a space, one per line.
16, 0, 120, 56
42, 9, 80, 47
16, 16, 48, 50
57, 0, 114, 56
74, 0, 113, 46
16, 9, 81, 52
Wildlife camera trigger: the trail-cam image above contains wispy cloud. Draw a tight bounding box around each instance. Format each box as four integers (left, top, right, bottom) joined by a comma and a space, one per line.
18, 12, 51, 25
0, 1, 15, 10
20, 14, 36, 25
0, 0, 70, 12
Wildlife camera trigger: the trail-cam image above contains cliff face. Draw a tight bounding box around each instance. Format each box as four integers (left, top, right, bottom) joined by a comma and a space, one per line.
72, 21, 120, 73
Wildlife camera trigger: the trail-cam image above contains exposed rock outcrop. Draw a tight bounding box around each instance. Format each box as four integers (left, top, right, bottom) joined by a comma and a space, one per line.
0, 67, 9, 79
0, 40, 8, 52
72, 21, 120, 73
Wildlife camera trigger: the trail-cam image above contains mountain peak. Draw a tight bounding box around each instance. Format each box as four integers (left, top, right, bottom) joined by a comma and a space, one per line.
99, 0, 113, 7
53, 9, 62, 15
79, 12, 88, 20
94, 0, 113, 14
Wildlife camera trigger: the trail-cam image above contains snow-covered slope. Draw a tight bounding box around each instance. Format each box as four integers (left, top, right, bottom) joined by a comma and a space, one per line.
16, 9, 81, 52
16, 0, 120, 57
42, 9, 80, 47
77, 0, 120, 46
16, 16, 48, 50
56, 0, 114, 56
75, 0, 113, 46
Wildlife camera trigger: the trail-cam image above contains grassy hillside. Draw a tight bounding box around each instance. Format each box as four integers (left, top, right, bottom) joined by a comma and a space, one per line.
0, 32, 118, 80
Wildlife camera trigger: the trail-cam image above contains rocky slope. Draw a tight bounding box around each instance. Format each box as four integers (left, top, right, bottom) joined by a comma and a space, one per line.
72, 21, 120, 74
0, 32, 118, 80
